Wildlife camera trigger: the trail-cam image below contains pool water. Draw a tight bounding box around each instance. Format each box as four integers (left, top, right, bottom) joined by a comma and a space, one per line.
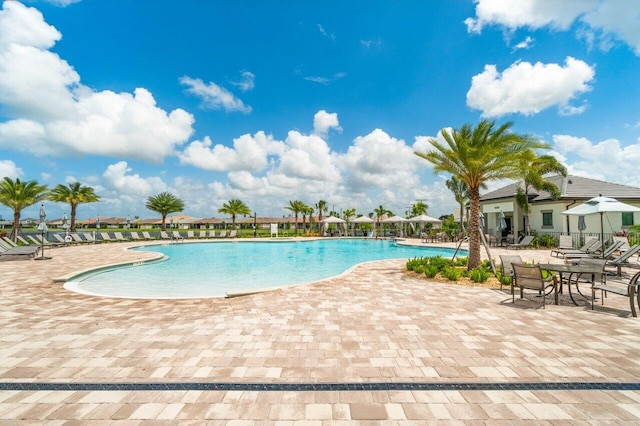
66, 239, 464, 299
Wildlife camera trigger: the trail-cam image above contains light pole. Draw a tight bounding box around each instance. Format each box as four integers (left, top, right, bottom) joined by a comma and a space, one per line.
253, 212, 257, 238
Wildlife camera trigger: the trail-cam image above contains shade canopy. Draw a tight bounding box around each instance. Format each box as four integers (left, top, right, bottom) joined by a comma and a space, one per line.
381, 215, 408, 223
319, 216, 346, 224
351, 216, 374, 224
407, 214, 441, 224
562, 196, 640, 216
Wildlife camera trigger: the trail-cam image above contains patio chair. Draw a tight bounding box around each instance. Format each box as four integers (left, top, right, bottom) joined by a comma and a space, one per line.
228, 230, 237, 238
550, 235, 574, 257
606, 244, 640, 275
171, 231, 184, 242
553, 237, 599, 258
0, 239, 40, 257
130, 231, 142, 241
499, 254, 523, 291
114, 232, 128, 242
199, 230, 207, 239
506, 235, 535, 249
187, 230, 195, 239
160, 231, 171, 240
208, 230, 217, 238
512, 263, 558, 308
71, 233, 89, 244
16, 236, 32, 246
81, 232, 98, 243
613, 235, 631, 252
218, 230, 227, 238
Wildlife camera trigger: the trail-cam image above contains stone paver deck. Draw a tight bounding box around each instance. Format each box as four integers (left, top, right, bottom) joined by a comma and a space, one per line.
1, 238, 640, 423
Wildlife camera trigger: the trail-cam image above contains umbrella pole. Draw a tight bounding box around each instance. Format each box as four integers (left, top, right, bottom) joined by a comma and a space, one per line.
600, 212, 605, 259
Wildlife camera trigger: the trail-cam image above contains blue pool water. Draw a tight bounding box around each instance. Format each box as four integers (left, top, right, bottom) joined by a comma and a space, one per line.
66, 239, 465, 299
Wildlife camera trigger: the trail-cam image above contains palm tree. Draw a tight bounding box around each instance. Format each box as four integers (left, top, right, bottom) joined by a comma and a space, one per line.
515, 154, 567, 235
218, 199, 251, 230
303, 205, 314, 235
373, 205, 391, 237
49, 182, 100, 232
285, 200, 306, 235
145, 192, 185, 231
343, 208, 356, 235
315, 200, 328, 223
446, 176, 470, 233
415, 120, 549, 269
0, 177, 49, 241
409, 201, 428, 217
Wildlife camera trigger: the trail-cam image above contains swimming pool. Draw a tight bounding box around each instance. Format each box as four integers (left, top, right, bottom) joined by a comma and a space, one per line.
65, 239, 465, 299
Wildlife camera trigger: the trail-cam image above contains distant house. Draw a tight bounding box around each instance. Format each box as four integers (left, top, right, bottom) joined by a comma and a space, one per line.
479, 175, 640, 237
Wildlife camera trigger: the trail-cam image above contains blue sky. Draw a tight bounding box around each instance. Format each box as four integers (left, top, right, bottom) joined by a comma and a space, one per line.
1, 0, 639, 221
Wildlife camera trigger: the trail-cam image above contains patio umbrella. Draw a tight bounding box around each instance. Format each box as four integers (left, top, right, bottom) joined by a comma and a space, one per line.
62, 213, 69, 239
35, 204, 50, 260
351, 215, 374, 236
577, 215, 586, 231
319, 216, 347, 235
562, 195, 640, 256
497, 211, 507, 231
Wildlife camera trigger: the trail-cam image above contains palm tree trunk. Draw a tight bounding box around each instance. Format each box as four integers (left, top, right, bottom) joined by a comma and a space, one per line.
11, 210, 20, 242
161, 214, 167, 231
459, 201, 466, 233
294, 213, 298, 235
468, 188, 481, 269
70, 203, 77, 232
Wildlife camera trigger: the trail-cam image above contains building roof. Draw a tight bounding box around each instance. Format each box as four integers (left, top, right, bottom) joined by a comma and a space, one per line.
480, 175, 640, 202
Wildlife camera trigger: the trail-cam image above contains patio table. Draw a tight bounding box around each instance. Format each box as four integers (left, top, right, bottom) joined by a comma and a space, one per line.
537, 263, 604, 306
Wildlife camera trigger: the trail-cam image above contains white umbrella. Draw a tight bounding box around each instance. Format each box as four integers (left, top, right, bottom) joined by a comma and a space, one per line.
497, 211, 507, 231
407, 214, 441, 224
351, 216, 374, 224
562, 195, 640, 255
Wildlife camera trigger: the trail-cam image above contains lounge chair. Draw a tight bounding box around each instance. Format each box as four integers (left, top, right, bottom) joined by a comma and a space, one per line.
16, 236, 32, 246
71, 233, 88, 244
613, 235, 631, 252
51, 234, 69, 245
199, 230, 207, 239
228, 230, 237, 238
506, 235, 535, 249
100, 232, 113, 242
187, 230, 195, 239
208, 230, 217, 238
550, 235, 574, 257
498, 254, 523, 291
565, 240, 622, 260
81, 232, 97, 243
29, 235, 59, 247
130, 231, 142, 241
142, 231, 155, 240
512, 263, 558, 308
553, 237, 599, 258
171, 231, 184, 242
606, 244, 640, 275
218, 230, 227, 238
0, 239, 40, 257
114, 232, 128, 241
160, 231, 171, 240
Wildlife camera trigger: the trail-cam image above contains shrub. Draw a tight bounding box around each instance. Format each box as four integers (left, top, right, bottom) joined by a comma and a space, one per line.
453, 257, 468, 267
442, 267, 462, 281
495, 271, 512, 286
469, 267, 491, 283
424, 265, 439, 278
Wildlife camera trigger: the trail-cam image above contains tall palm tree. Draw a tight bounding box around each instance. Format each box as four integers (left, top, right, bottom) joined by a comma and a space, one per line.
315, 200, 328, 223
49, 182, 101, 232
218, 199, 251, 230
285, 200, 306, 235
415, 120, 549, 269
515, 154, 567, 235
0, 177, 49, 241
145, 192, 185, 231
446, 176, 470, 233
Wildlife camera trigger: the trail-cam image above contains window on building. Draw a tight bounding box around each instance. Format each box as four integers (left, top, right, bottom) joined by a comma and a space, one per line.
542, 211, 553, 227
622, 212, 634, 227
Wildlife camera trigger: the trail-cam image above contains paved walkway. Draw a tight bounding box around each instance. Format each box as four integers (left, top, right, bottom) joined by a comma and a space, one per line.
1, 239, 640, 423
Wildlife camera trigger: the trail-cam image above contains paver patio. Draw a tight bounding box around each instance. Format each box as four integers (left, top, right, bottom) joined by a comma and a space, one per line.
1, 238, 640, 423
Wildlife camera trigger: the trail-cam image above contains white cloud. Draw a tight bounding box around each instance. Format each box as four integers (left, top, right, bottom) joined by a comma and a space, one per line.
552, 134, 640, 185
41, 0, 81, 6
180, 76, 251, 113
0, 2, 194, 163
317, 24, 335, 40
512, 36, 535, 51
230, 71, 255, 92
277, 131, 341, 182
303, 72, 347, 85
466, 57, 595, 117
102, 161, 167, 198
313, 110, 342, 137
466, 0, 640, 55
340, 129, 421, 190
179, 132, 284, 172
0, 160, 23, 179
